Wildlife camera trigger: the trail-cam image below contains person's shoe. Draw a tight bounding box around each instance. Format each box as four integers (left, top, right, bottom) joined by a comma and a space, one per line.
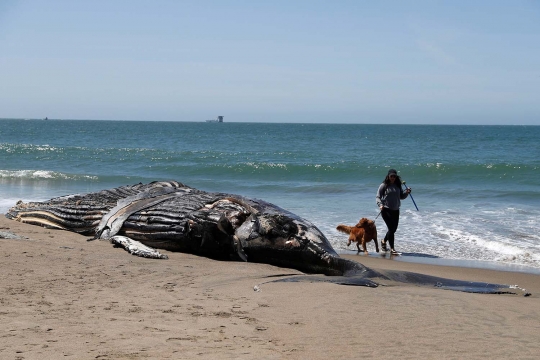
390, 249, 400, 255
381, 240, 388, 252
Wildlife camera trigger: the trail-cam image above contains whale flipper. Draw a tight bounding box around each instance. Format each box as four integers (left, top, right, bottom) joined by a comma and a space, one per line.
110, 235, 168, 259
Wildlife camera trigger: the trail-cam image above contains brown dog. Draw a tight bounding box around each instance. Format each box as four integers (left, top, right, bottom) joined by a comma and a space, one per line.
336, 217, 379, 254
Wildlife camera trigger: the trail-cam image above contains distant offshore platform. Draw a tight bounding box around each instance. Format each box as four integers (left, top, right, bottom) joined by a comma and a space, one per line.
205, 116, 224, 123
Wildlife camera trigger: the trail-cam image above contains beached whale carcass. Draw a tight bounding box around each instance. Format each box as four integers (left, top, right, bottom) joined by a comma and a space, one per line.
5, 181, 529, 295
5, 181, 368, 275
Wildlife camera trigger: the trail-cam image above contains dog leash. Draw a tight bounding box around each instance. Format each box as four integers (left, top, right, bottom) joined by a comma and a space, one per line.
401, 181, 419, 211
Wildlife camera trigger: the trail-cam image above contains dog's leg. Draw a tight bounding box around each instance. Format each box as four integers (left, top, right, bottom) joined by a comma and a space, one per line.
374, 237, 379, 253
361, 236, 368, 254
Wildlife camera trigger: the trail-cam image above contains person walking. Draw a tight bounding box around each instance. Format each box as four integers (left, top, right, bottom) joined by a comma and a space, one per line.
376, 169, 411, 255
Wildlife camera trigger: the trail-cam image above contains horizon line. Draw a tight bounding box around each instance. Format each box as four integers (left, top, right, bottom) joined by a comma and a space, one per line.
0, 117, 538, 126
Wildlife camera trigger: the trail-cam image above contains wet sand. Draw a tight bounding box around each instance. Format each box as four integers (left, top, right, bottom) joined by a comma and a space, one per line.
1, 216, 539, 359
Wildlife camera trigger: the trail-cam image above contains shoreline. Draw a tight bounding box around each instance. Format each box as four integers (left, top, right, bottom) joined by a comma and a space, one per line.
338, 249, 540, 275
2, 215, 539, 359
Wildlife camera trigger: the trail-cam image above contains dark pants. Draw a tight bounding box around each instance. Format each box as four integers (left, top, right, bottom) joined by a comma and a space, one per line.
381, 208, 400, 249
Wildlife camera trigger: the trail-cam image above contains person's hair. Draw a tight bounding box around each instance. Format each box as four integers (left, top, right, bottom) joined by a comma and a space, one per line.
383, 174, 402, 187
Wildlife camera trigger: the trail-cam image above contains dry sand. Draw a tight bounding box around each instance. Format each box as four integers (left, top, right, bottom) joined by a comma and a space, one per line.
1, 216, 539, 360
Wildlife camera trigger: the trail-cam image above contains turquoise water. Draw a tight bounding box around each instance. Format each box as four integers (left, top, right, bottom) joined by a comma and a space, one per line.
1, 119, 539, 270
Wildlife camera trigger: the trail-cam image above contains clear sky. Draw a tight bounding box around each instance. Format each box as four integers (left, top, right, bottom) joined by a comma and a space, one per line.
1, 0, 539, 124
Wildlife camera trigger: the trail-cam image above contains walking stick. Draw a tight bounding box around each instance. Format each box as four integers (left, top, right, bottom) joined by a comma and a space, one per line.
401, 181, 419, 211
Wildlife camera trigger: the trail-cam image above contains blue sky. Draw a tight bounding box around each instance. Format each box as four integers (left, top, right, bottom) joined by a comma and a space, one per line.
1, 0, 539, 124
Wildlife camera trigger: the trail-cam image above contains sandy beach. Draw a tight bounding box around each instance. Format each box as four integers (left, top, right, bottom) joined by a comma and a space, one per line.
1, 215, 539, 360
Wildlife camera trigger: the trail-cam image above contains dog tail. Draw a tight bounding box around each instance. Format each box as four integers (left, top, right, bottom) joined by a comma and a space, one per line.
336, 224, 354, 234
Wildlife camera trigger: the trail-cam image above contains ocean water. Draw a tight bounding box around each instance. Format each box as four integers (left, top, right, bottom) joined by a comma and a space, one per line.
1, 119, 539, 272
